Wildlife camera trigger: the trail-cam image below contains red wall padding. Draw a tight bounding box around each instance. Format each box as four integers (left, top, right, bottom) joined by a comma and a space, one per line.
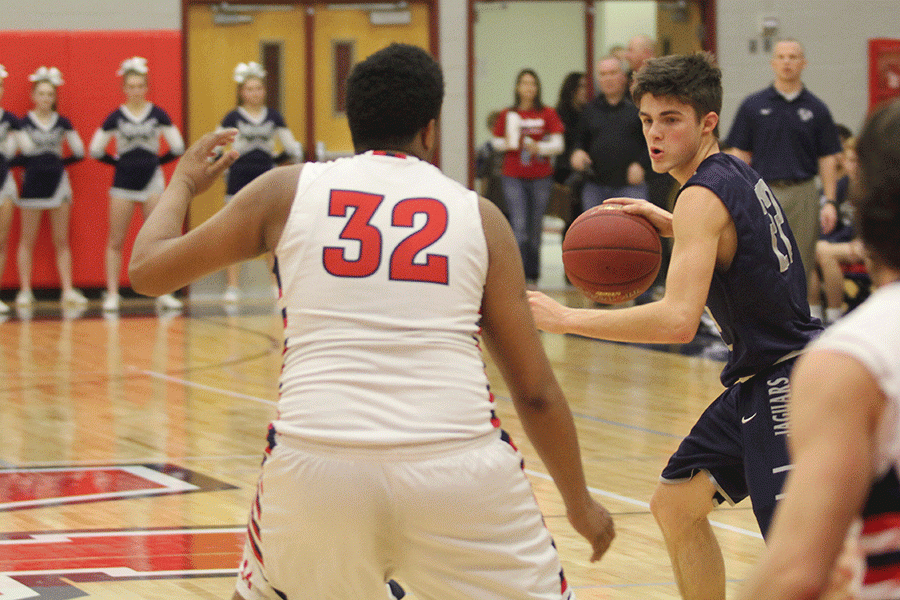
0, 30, 181, 290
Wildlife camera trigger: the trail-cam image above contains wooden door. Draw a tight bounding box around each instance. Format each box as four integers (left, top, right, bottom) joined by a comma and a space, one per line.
185, 4, 307, 229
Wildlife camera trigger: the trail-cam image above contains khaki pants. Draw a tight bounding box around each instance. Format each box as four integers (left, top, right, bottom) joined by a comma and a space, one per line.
767, 179, 818, 280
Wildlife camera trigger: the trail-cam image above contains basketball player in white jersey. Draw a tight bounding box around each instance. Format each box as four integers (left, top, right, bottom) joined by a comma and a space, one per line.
129, 43, 614, 600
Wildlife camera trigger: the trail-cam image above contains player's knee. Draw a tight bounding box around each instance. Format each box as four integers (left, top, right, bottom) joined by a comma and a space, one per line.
650, 478, 713, 531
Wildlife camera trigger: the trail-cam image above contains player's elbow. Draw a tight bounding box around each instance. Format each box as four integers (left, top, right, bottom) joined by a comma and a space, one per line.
128, 255, 164, 297
665, 310, 701, 344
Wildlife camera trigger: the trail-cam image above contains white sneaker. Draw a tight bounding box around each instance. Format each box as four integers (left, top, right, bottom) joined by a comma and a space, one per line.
61, 288, 88, 306
102, 292, 121, 312
15, 290, 34, 306
156, 293, 183, 310
223, 286, 241, 303
0, 299, 8, 314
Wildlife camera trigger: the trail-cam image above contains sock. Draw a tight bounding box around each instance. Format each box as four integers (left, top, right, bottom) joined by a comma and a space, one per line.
825, 307, 842, 324
809, 304, 824, 320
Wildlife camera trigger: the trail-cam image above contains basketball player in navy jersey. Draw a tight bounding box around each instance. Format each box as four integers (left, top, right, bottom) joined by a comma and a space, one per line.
529, 53, 822, 600
129, 43, 613, 600
738, 98, 900, 600
90, 56, 185, 312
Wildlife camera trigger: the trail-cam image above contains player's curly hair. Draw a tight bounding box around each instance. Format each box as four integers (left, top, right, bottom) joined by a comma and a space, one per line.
853, 97, 900, 270
346, 43, 444, 152
631, 52, 722, 137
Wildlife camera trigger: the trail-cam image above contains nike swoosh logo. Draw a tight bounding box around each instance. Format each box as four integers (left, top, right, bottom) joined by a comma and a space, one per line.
741, 413, 757, 424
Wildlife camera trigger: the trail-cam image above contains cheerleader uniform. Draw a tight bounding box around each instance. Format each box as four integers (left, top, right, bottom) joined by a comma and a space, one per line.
17, 111, 84, 209
89, 104, 185, 202
217, 107, 302, 201
0, 110, 22, 202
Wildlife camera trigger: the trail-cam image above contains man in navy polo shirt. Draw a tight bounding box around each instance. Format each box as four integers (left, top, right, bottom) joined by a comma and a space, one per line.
726, 39, 842, 313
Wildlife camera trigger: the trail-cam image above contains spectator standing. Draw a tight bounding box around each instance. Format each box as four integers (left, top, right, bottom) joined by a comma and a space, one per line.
625, 33, 676, 295
15, 66, 87, 308
89, 56, 185, 312
569, 56, 648, 211
726, 39, 843, 300
737, 96, 900, 600
491, 69, 564, 282
553, 72, 587, 233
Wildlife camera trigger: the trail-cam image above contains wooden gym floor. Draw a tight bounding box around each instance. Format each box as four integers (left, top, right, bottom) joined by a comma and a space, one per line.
0, 230, 765, 599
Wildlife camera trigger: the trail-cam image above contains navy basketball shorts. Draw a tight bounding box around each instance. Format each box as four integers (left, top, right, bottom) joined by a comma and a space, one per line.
660, 358, 796, 537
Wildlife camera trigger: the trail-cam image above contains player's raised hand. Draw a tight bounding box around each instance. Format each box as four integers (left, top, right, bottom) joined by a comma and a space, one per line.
170, 129, 239, 197
603, 197, 674, 237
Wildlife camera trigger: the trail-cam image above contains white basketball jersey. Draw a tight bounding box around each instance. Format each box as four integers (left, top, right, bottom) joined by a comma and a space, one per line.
273, 151, 495, 453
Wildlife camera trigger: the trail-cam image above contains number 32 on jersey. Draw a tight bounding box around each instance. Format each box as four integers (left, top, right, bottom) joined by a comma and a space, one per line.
323, 189, 450, 285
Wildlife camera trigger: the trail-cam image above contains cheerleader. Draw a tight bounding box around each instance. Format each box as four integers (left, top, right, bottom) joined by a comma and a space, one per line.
218, 61, 302, 303
89, 56, 185, 312
0, 65, 27, 314
15, 66, 87, 308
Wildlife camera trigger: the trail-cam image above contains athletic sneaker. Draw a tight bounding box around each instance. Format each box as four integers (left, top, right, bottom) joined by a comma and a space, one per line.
15, 290, 34, 306
0, 299, 8, 314
102, 292, 121, 312
156, 293, 183, 310
61, 288, 88, 305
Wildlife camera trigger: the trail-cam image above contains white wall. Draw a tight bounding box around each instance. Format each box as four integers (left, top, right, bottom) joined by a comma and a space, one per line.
8, 0, 896, 175
717, 0, 897, 138
0, 0, 180, 29
472, 1, 656, 151
473, 2, 586, 149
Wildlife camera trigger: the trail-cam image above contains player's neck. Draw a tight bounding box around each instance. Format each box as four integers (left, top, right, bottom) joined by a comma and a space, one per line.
670, 137, 719, 185
872, 265, 900, 289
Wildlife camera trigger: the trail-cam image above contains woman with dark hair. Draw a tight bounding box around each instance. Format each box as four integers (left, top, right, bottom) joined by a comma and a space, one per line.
554, 71, 587, 187
491, 69, 564, 282
553, 71, 588, 234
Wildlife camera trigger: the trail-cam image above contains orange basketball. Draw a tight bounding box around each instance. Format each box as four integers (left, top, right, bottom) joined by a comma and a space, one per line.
562, 205, 662, 304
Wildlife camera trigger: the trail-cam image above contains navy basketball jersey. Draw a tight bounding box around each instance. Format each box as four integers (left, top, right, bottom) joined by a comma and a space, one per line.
0, 110, 19, 188
682, 153, 822, 385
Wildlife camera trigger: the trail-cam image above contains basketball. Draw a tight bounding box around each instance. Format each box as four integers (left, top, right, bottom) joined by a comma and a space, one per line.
562, 205, 662, 304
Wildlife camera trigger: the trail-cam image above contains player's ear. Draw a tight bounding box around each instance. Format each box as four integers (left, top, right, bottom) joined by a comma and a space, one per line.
421, 119, 437, 154
701, 111, 719, 136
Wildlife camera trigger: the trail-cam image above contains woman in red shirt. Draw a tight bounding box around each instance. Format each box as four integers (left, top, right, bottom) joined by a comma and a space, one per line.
491, 69, 564, 282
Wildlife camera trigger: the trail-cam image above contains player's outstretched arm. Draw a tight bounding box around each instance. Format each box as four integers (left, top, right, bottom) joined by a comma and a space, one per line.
130, 129, 298, 296
736, 350, 884, 600
478, 197, 614, 562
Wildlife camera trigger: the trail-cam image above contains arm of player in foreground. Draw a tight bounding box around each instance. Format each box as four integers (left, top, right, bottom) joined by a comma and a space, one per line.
478, 197, 615, 562
129, 129, 298, 296
736, 350, 884, 600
